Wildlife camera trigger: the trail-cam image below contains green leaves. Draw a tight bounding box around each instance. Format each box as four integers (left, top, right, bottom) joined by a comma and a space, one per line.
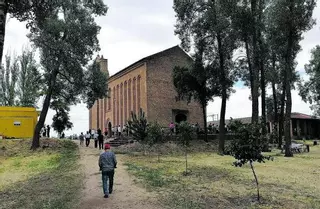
299, 45, 320, 116
127, 108, 148, 143
83, 62, 108, 108
176, 121, 195, 147
229, 123, 273, 167
0, 49, 41, 107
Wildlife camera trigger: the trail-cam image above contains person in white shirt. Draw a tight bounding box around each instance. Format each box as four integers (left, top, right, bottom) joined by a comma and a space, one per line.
85, 131, 91, 147
118, 125, 122, 137
94, 130, 99, 148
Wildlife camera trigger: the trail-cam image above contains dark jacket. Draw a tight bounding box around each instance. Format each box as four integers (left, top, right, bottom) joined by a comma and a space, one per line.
99, 151, 117, 172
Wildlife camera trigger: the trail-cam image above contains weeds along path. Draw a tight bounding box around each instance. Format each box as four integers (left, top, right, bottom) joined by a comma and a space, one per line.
77, 146, 163, 209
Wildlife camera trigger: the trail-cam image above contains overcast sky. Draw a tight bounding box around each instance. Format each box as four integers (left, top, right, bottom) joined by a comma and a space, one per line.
3, 0, 320, 137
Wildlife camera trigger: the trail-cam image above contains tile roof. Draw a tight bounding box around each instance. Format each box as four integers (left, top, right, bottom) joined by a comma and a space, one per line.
108, 45, 182, 80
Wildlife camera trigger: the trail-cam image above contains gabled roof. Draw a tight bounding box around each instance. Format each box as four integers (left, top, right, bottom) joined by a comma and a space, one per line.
291, 112, 318, 119
108, 45, 189, 81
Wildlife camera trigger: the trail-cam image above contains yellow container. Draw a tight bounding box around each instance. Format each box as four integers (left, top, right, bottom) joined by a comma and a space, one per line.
0, 106, 39, 139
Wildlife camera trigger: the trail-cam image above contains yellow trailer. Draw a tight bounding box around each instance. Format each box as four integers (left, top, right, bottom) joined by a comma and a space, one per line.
0, 106, 39, 139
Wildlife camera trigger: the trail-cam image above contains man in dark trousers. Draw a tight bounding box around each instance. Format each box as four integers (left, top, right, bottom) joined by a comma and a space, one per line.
99, 143, 117, 198
98, 129, 104, 150
46, 125, 51, 138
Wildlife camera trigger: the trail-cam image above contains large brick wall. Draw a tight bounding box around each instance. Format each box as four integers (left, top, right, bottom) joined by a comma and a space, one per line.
89, 46, 203, 131
104, 63, 148, 129
146, 47, 203, 128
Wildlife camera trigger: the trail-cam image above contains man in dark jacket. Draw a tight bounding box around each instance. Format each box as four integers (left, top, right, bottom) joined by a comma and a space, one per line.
98, 143, 117, 198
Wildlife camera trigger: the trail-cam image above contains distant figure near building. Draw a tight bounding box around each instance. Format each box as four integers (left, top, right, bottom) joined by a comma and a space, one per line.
42, 126, 46, 137
169, 122, 175, 134
46, 125, 51, 138
99, 143, 117, 198
94, 130, 99, 148
98, 130, 104, 150
118, 125, 122, 137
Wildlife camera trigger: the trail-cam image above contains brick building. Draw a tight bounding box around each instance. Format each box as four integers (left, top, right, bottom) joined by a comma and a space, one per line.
89, 45, 203, 134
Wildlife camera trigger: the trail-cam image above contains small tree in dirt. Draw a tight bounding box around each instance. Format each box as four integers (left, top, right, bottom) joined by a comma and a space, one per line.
147, 122, 165, 162
127, 108, 148, 154
230, 123, 272, 202
176, 121, 194, 175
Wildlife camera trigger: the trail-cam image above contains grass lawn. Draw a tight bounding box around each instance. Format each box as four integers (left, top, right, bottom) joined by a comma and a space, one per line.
123, 141, 320, 209
0, 139, 82, 209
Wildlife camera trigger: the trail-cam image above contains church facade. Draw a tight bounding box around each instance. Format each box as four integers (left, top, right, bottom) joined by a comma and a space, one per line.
89, 45, 203, 133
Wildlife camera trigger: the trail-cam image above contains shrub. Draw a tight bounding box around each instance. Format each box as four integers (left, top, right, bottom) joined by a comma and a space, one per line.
176, 121, 195, 175
229, 123, 272, 202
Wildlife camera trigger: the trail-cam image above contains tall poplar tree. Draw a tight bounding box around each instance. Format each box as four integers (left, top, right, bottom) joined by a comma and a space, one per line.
30, 0, 108, 149
266, 0, 316, 156
173, 0, 236, 154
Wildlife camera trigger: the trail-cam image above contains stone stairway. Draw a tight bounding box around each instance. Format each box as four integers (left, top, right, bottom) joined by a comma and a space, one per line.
107, 137, 134, 147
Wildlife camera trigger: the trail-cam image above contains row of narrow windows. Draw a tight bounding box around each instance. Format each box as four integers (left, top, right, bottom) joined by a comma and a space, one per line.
96, 75, 141, 128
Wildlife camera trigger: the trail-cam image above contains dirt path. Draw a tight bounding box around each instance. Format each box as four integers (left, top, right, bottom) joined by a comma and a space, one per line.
77, 144, 163, 209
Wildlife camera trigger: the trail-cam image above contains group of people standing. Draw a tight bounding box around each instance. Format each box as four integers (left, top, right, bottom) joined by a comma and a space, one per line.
111, 125, 128, 137
79, 129, 105, 149
41, 125, 51, 138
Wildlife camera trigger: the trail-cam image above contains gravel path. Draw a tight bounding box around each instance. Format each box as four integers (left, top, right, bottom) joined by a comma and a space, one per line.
77, 144, 163, 209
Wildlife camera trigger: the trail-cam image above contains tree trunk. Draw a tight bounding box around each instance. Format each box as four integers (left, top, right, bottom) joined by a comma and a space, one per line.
251, 0, 260, 125
272, 81, 278, 138
31, 69, 59, 149
279, 84, 285, 149
284, 80, 293, 157
201, 102, 208, 142
217, 32, 226, 155
250, 161, 260, 202
185, 145, 188, 175
0, 0, 7, 64
284, 1, 293, 157
260, 53, 268, 150
219, 91, 227, 155
271, 55, 279, 145
245, 37, 254, 100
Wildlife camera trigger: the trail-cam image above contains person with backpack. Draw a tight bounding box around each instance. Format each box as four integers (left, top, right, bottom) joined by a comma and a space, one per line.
99, 143, 117, 198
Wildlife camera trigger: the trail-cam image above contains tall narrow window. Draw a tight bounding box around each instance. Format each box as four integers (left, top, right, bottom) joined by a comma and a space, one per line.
124, 81, 127, 123
97, 100, 100, 129
113, 86, 115, 126
128, 79, 132, 116
120, 83, 123, 127
117, 85, 119, 126
104, 97, 107, 112
137, 75, 141, 111
101, 99, 104, 130
133, 77, 136, 114
108, 88, 111, 110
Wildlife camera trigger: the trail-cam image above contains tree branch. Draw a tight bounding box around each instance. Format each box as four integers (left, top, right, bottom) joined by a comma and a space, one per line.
58, 71, 75, 85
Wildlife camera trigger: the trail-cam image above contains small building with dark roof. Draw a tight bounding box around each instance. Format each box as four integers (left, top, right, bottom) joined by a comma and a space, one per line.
208, 112, 320, 139
89, 45, 203, 133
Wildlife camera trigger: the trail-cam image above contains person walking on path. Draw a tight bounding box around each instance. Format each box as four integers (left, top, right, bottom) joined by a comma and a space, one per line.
99, 143, 117, 198
79, 132, 85, 146
85, 131, 91, 147
98, 130, 104, 150
94, 131, 99, 148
